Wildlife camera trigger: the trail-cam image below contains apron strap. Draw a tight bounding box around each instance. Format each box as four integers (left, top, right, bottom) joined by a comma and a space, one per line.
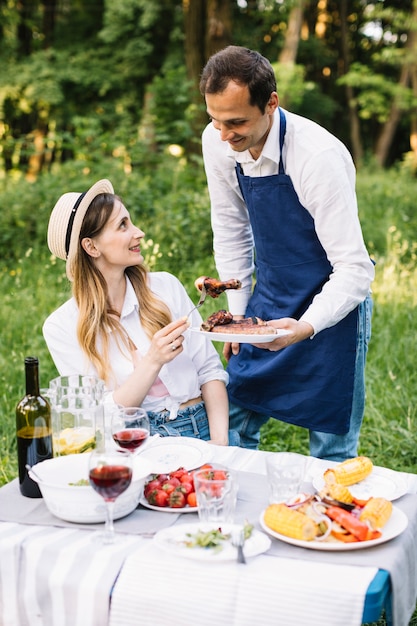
278, 107, 286, 175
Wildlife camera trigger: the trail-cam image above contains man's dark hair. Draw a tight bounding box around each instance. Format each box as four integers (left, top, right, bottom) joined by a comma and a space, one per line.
199, 46, 277, 113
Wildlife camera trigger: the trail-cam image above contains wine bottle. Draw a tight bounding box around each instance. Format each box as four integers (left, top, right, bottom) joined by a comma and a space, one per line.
16, 357, 53, 498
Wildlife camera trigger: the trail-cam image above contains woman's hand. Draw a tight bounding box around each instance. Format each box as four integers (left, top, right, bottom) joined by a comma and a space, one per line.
113, 317, 189, 407
145, 317, 189, 367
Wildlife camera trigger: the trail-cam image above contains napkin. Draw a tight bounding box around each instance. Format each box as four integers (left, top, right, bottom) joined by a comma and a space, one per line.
109, 540, 377, 626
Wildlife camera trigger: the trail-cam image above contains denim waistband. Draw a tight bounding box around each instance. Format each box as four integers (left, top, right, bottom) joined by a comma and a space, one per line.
147, 400, 205, 423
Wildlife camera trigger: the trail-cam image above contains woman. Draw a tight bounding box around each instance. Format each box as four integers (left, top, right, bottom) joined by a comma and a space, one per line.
43, 179, 231, 445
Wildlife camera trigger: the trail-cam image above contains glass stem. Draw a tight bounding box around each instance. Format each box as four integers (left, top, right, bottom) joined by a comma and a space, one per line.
103, 500, 116, 544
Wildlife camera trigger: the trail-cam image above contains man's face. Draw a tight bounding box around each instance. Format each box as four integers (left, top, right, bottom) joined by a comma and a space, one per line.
205, 80, 278, 159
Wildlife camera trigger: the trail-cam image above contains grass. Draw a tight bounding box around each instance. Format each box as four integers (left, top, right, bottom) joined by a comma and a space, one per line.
1, 162, 417, 625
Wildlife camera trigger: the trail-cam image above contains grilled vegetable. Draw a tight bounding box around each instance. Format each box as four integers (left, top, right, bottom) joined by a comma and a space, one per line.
264, 503, 318, 541
326, 506, 370, 541
323, 456, 373, 486
359, 497, 393, 530
322, 483, 354, 505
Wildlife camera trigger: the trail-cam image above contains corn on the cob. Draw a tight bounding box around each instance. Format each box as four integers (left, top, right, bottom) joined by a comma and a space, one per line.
263, 503, 318, 541
359, 497, 393, 529
323, 456, 373, 486
322, 483, 353, 505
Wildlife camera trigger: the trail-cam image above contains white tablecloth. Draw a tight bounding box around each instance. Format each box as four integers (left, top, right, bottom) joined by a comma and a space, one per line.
109, 540, 377, 626
1, 444, 417, 626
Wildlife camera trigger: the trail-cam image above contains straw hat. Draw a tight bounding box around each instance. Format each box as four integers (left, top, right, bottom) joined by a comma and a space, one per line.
47, 179, 114, 281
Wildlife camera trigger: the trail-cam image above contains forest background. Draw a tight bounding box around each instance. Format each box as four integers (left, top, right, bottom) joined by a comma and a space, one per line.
1, 4, 417, 622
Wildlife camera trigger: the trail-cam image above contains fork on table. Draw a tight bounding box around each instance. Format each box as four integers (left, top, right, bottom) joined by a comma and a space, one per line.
231, 528, 246, 564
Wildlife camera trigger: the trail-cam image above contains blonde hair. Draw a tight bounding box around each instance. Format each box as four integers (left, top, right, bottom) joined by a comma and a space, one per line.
72, 193, 171, 383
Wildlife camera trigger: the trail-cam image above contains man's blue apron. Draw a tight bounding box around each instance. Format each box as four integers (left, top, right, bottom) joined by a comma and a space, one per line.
227, 108, 358, 434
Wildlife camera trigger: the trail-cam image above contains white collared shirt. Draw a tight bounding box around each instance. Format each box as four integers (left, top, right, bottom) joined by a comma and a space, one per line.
43, 273, 228, 416
202, 108, 375, 334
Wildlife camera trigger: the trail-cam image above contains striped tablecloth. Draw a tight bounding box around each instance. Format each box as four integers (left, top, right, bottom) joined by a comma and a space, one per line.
109, 539, 377, 626
0, 521, 144, 626
1, 445, 417, 626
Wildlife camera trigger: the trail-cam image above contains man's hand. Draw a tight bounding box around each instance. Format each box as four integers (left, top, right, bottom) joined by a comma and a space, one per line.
222, 315, 244, 361
222, 316, 313, 360
252, 318, 313, 351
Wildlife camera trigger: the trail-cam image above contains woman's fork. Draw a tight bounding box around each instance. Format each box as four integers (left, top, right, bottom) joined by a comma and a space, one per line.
186, 284, 207, 319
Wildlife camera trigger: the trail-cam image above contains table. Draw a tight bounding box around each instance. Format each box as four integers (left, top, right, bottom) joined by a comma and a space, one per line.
0, 445, 416, 626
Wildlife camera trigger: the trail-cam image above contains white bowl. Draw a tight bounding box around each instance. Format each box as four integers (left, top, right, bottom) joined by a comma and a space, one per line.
29, 452, 151, 524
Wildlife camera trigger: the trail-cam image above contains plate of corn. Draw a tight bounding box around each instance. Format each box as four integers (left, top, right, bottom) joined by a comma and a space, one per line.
312, 456, 408, 502
259, 499, 408, 551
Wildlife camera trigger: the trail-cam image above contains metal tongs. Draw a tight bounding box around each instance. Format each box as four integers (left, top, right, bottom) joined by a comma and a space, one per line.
186, 284, 207, 319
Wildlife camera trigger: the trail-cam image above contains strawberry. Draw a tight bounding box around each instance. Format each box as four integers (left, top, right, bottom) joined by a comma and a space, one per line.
148, 488, 169, 507
168, 488, 186, 508
144, 478, 162, 498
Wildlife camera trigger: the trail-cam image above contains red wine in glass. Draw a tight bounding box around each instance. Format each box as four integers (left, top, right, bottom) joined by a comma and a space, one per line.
111, 407, 150, 453
89, 464, 132, 501
112, 428, 149, 451
88, 448, 133, 544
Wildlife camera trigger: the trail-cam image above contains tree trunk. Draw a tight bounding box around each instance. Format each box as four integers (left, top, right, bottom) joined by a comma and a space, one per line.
339, 0, 363, 167
183, 0, 207, 153
26, 128, 46, 182
375, 0, 417, 167
410, 65, 417, 167
42, 0, 57, 49
205, 0, 232, 60
17, 0, 38, 56
279, 0, 305, 65
183, 0, 206, 89
183, 0, 232, 153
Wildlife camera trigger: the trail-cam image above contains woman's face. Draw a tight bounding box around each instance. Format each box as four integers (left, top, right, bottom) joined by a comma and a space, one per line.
85, 200, 145, 274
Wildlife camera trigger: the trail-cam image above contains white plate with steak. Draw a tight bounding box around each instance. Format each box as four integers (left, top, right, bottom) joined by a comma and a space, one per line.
192, 309, 291, 343
191, 328, 289, 344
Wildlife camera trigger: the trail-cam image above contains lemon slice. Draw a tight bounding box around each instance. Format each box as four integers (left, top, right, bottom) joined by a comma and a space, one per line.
53, 427, 96, 455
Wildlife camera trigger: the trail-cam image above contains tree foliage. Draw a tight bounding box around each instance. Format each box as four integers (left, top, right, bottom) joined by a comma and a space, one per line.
1, 0, 417, 177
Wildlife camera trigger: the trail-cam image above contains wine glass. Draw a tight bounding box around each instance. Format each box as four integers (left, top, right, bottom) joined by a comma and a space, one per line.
88, 448, 133, 544
111, 406, 150, 453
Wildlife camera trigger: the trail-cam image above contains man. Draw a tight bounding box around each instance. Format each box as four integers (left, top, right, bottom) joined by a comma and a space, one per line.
199, 45, 374, 461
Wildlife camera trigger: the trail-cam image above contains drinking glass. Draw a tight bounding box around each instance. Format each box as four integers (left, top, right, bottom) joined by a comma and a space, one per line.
111, 407, 150, 453
88, 448, 133, 544
193, 465, 237, 524
265, 452, 307, 504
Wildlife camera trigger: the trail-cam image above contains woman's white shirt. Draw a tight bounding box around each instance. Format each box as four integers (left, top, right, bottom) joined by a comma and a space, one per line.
43, 272, 228, 416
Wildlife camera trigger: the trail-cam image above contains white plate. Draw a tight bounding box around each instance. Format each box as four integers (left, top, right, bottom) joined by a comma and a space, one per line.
135, 437, 212, 474
154, 522, 271, 561
259, 505, 408, 551
140, 496, 197, 514
312, 466, 408, 501
190, 327, 290, 344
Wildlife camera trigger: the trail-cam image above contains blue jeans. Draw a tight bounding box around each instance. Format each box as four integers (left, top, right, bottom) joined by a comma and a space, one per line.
228, 294, 373, 461
147, 401, 240, 446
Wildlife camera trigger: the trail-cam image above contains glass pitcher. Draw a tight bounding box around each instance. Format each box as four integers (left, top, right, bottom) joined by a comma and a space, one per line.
48, 375, 105, 456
